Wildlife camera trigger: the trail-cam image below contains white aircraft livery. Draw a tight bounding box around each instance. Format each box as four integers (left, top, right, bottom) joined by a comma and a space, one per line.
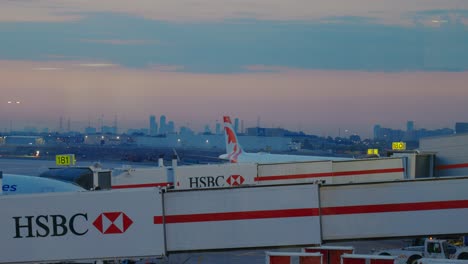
1, 173, 85, 195
219, 116, 352, 163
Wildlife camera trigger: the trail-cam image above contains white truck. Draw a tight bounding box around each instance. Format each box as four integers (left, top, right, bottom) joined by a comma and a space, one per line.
376, 239, 468, 264
417, 258, 468, 264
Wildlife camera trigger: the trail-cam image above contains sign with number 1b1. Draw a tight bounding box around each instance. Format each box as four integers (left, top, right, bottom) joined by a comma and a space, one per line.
56, 154, 76, 166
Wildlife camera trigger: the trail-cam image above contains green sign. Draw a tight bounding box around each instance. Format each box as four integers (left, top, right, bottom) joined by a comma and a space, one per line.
55, 154, 76, 166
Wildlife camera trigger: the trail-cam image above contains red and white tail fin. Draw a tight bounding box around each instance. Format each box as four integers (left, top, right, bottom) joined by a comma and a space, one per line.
222, 116, 243, 162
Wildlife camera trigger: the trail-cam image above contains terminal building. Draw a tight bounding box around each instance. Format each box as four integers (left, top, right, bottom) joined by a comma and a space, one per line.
455, 122, 468, 134
133, 134, 293, 152
0, 135, 45, 146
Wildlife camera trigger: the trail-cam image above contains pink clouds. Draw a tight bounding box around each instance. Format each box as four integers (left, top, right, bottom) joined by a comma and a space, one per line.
0, 1, 81, 22
80, 39, 157, 45
0, 60, 467, 137
0, 0, 466, 25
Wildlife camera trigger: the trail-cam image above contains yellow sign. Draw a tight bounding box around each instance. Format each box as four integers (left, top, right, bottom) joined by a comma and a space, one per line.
392, 142, 407, 151
367, 149, 379, 155
55, 154, 76, 166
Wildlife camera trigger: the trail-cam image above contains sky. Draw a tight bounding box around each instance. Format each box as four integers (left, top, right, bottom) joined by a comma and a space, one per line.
0, 1, 467, 138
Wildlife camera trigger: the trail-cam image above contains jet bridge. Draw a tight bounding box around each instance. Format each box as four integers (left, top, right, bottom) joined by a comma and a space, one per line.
1, 177, 468, 263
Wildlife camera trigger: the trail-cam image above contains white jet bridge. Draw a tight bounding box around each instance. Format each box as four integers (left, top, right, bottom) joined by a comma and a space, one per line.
1, 176, 468, 263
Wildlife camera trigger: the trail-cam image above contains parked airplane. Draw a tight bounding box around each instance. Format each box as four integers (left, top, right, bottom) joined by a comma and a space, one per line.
219, 116, 352, 163
1, 173, 85, 195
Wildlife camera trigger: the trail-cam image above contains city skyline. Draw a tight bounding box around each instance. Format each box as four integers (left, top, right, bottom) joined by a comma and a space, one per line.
0, 112, 461, 140
0, 1, 467, 138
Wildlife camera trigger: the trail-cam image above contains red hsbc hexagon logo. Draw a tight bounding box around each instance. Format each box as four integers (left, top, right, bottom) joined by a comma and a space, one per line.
226, 175, 245, 186
93, 212, 133, 234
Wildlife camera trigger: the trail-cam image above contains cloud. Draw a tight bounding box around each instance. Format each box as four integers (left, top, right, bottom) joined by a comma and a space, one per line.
414, 9, 468, 16
148, 64, 184, 72
77, 63, 118, 68
0, 1, 82, 22
0, 60, 122, 71
1, 14, 467, 72
42, 54, 82, 60
406, 9, 468, 27
320, 16, 380, 24
32, 67, 63, 71
80, 39, 157, 45
244, 65, 291, 73
0, 0, 467, 25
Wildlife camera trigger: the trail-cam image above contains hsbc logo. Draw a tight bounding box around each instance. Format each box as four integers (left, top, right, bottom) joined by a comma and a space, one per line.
13, 211, 133, 239
226, 175, 244, 186
13, 214, 89, 238
93, 212, 133, 234
189, 175, 246, 188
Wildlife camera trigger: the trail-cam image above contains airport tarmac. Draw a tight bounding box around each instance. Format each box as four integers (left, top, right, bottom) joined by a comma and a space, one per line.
140, 239, 409, 264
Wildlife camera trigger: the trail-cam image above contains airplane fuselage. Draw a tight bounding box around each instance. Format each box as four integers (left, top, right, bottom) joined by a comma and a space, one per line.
1, 174, 85, 195
220, 152, 351, 164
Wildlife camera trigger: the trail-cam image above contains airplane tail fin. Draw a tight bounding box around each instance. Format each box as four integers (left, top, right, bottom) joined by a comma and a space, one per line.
222, 116, 243, 162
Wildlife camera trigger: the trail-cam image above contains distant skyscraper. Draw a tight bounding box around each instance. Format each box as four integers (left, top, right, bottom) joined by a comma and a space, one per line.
159, 115, 167, 135
149, 115, 158, 136
204, 124, 212, 134
404, 120, 416, 141
234, 118, 239, 133
167, 121, 175, 134
407, 121, 414, 132
373, 124, 381, 140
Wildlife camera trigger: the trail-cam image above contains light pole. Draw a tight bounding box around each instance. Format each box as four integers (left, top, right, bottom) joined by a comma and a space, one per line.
6, 100, 21, 133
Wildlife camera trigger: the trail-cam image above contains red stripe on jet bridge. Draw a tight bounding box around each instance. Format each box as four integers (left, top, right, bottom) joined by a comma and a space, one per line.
321, 200, 468, 215
436, 163, 468, 171
153, 208, 319, 224
112, 182, 172, 189
255, 168, 404, 182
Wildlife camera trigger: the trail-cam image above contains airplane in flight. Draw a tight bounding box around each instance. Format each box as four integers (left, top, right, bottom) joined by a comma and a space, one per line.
219, 116, 353, 163
1, 173, 85, 195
